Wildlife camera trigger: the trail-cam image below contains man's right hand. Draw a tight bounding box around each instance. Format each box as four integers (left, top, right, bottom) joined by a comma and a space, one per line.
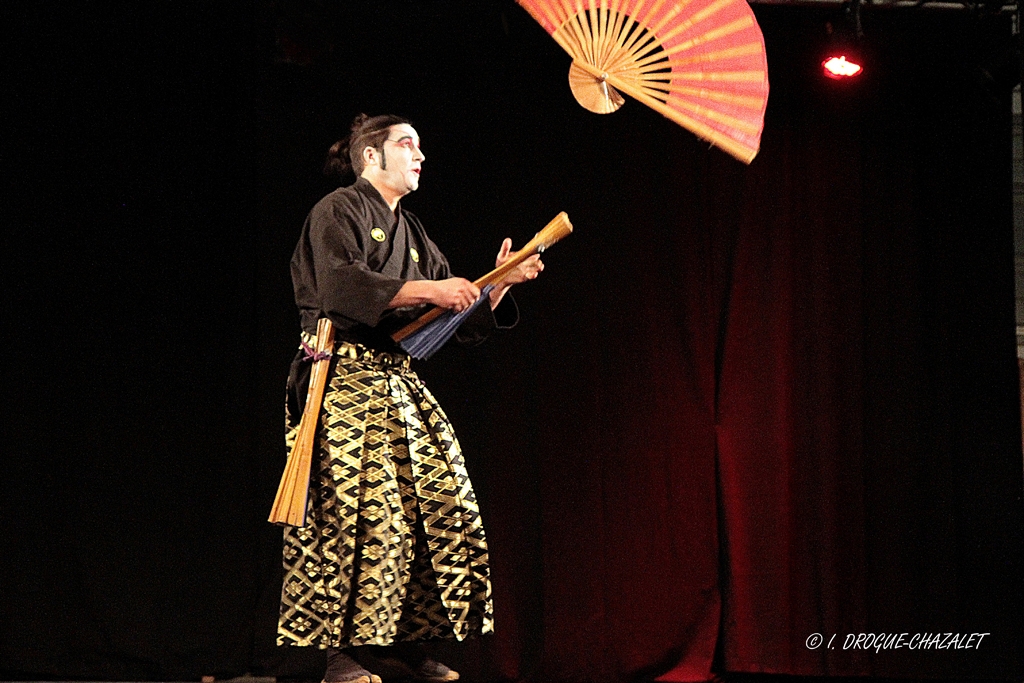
388, 278, 481, 313
430, 278, 481, 312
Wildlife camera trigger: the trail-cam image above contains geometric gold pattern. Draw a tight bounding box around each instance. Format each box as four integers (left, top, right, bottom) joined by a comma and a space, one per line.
278, 342, 494, 648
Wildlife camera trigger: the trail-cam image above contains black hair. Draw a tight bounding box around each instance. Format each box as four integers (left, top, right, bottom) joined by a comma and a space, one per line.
323, 113, 412, 182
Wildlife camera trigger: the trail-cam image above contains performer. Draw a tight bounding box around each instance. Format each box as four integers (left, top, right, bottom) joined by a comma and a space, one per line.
278, 114, 543, 683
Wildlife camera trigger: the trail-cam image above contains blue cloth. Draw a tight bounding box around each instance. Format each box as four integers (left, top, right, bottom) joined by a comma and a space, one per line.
399, 284, 496, 360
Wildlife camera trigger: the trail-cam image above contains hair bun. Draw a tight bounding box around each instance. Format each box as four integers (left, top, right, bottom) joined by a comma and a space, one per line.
323, 137, 353, 182
350, 113, 370, 133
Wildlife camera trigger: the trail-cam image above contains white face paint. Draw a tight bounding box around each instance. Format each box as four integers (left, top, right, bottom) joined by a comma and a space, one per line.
376, 123, 425, 197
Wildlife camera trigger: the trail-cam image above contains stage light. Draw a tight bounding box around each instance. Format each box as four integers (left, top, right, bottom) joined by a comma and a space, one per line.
822, 55, 863, 79
822, 0, 865, 81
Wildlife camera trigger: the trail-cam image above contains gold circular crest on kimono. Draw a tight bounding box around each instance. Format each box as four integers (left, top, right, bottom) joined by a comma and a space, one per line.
370, 228, 387, 243
410, 247, 420, 263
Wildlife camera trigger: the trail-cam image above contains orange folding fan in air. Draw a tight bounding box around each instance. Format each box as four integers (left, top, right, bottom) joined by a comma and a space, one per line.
517, 0, 770, 163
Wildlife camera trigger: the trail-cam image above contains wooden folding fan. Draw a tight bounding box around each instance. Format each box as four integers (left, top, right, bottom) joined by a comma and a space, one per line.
392, 211, 574, 358
516, 0, 770, 163
269, 317, 334, 527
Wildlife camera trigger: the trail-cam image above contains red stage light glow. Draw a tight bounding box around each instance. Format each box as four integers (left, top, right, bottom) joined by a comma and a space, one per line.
822, 55, 863, 79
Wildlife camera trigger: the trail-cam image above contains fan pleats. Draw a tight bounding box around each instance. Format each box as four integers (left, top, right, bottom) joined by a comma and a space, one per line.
518, 0, 769, 162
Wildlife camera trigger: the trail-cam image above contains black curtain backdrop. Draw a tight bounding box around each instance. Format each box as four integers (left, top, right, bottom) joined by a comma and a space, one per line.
3, 2, 1022, 682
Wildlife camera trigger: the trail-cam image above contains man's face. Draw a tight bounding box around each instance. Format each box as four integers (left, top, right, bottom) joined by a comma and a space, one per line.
376, 123, 424, 196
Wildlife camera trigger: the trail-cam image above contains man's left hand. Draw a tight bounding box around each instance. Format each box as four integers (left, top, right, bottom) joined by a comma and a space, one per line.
489, 238, 544, 309
496, 238, 544, 283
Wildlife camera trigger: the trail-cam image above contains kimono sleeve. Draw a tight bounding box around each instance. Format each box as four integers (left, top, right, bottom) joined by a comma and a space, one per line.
454, 289, 518, 346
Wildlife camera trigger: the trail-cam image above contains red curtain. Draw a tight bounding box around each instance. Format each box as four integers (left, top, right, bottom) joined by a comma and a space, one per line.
459, 9, 1023, 683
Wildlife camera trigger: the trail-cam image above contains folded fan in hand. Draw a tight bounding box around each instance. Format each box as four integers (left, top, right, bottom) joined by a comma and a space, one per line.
399, 285, 496, 360
517, 0, 770, 163
392, 212, 573, 357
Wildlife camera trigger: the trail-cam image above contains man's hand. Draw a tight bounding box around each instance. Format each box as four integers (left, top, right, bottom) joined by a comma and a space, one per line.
389, 278, 481, 313
495, 238, 544, 284
431, 277, 481, 312
489, 238, 544, 309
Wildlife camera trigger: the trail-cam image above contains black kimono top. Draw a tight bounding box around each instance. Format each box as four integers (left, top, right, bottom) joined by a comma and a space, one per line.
290, 177, 517, 354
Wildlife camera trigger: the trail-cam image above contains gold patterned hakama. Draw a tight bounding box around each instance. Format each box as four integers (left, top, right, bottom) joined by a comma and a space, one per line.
278, 343, 494, 648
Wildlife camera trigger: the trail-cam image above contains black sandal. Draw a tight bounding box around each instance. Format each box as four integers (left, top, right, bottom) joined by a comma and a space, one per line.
362, 644, 459, 683
324, 648, 383, 683
412, 658, 459, 683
